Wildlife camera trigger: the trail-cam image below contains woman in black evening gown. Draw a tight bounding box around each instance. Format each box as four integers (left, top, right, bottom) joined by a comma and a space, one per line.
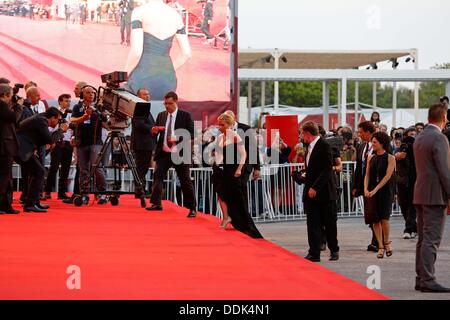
364, 131, 396, 259
212, 113, 263, 239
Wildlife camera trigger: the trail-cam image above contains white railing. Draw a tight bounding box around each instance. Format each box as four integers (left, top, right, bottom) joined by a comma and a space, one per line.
11, 162, 401, 222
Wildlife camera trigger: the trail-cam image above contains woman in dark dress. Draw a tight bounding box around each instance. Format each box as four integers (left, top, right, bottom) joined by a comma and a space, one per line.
212, 113, 263, 239
125, 0, 191, 100
364, 131, 396, 259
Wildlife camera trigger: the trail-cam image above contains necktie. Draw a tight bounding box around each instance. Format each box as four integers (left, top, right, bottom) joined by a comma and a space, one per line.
166, 114, 173, 148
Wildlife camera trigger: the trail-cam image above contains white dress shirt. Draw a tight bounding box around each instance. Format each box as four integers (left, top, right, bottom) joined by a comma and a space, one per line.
163, 108, 178, 153
32, 100, 46, 114
306, 135, 320, 167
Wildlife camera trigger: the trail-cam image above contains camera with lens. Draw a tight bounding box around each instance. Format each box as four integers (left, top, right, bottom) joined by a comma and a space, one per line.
398, 136, 415, 155
97, 71, 151, 130
12, 83, 24, 104
394, 132, 403, 140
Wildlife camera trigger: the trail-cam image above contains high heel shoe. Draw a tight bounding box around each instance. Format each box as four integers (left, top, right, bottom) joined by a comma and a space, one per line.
384, 241, 393, 257
377, 247, 385, 259
220, 217, 232, 229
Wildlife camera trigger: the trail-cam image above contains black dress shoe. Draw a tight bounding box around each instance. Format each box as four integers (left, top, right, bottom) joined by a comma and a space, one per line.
58, 194, 70, 200
304, 254, 320, 262
36, 203, 50, 210
62, 197, 74, 204
24, 205, 47, 213
187, 209, 197, 218
145, 204, 163, 211
2, 208, 20, 214
420, 283, 450, 293
329, 252, 339, 261
367, 244, 378, 252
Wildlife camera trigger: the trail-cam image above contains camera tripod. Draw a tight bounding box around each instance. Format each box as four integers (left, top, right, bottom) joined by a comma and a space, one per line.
72, 130, 146, 208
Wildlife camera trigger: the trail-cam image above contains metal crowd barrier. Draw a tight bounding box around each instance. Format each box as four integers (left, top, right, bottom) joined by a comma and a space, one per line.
12, 162, 401, 222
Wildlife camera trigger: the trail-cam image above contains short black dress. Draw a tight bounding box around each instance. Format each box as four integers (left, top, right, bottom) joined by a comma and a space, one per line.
367, 152, 394, 222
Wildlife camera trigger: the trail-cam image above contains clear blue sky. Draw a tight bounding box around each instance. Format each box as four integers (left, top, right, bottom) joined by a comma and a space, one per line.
238, 0, 449, 70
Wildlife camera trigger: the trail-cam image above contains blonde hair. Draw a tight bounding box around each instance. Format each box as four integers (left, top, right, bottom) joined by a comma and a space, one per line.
218, 112, 235, 125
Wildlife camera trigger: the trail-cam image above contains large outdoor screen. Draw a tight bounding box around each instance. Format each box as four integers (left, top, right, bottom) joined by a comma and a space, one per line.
0, 0, 233, 120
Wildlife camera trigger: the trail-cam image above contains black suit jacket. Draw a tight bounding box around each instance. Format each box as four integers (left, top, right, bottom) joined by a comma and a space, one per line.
303, 137, 337, 203
0, 101, 22, 157
131, 112, 156, 151
16, 113, 52, 162
153, 109, 194, 161
236, 122, 261, 173
352, 142, 369, 197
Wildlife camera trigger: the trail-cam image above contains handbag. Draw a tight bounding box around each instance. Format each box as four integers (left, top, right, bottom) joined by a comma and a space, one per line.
364, 195, 377, 225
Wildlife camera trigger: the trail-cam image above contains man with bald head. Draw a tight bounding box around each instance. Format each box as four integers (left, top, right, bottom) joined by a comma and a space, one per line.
62, 81, 88, 204
71, 85, 108, 205
131, 88, 155, 194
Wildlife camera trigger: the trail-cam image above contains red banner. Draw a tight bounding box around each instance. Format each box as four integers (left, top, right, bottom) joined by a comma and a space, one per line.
265, 115, 299, 162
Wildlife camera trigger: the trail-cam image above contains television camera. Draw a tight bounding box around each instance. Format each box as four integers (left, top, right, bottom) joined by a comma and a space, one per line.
96, 71, 151, 130
73, 71, 149, 208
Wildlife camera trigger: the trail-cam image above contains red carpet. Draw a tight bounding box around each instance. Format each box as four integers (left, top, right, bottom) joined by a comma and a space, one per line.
0, 194, 386, 300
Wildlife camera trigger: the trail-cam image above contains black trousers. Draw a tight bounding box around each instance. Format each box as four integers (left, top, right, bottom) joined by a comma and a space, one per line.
120, 22, 131, 43
45, 142, 73, 195
201, 19, 213, 39
397, 183, 417, 233
134, 150, 152, 193
150, 152, 196, 210
0, 155, 14, 210
305, 200, 339, 257
15, 155, 45, 206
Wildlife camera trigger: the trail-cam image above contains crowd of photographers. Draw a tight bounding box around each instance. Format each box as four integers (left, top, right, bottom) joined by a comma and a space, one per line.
0, 77, 152, 213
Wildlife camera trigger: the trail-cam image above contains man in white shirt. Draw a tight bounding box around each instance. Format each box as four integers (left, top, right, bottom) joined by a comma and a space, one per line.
351, 121, 378, 252
147, 91, 197, 218
45, 94, 73, 200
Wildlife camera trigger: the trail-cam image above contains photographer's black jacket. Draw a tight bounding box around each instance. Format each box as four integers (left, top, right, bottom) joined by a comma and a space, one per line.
0, 100, 22, 157
15, 113, 52, 162
131, 113, 156, 152
303, 138, 337, 203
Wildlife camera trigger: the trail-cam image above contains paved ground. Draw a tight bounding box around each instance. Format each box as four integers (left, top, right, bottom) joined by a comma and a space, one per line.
257, 216, 450, 300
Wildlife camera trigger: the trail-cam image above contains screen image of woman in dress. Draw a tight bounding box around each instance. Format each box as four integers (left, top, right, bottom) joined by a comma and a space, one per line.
125, 0, 192, 100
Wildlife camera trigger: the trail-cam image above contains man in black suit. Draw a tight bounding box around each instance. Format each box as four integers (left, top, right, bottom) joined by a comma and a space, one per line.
301, 121, 339, 262
146, 91, 197, 217
131, 88, 155, 194
351, 121, 378, 252
0, 84, 23, 214
15, 107, 61, 212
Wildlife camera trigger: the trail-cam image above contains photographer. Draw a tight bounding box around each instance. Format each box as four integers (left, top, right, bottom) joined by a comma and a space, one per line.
44, 94, 73, 200
15, 107, 61, 212
0, 84, 23, 214
395, 126, 417, 239
71, 86, 107, 205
